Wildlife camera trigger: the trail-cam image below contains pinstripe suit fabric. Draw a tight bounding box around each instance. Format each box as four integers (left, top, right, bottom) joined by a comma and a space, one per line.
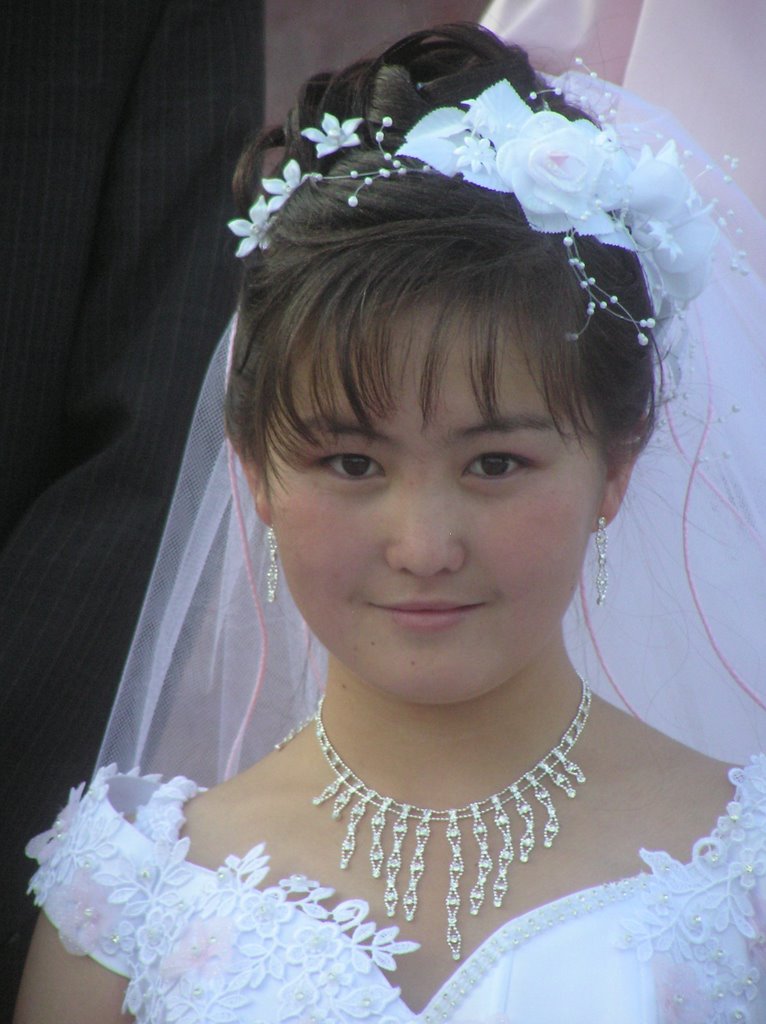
0, 1, 263, 1010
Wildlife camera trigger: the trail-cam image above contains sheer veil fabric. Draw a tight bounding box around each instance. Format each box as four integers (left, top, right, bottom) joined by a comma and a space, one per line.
98, 74, 766, 788
97, 329, 326, 786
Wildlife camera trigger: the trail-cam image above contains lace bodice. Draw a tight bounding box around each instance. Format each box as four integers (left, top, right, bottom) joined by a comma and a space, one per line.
27, 758, 766, 1022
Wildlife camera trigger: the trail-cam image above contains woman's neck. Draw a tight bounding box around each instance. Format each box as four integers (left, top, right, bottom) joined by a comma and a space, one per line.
318, 645, 585, 810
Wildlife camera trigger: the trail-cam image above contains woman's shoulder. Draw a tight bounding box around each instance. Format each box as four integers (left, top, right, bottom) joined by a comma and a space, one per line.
23, 760, 418, 1024
627, 751, 766, 917
643, 752, 766, 863
27, 766, 202, 874
178, 726, 324, 871
26, 766, 206, 974
618, 755, 766, 990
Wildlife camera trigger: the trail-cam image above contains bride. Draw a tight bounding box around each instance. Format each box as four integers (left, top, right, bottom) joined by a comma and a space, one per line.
15, 23, 766, 1023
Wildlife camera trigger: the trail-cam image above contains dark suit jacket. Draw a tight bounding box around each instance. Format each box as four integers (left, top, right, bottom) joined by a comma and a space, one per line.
0, 2, 263, 1012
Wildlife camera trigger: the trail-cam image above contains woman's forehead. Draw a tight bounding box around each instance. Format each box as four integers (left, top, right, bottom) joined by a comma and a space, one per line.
300, 298, 529, 377
295, 333, 548, 426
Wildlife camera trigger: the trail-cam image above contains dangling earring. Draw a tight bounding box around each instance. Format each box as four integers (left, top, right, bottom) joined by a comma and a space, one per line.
595, 515, 608, 606
266, 527, 279, 603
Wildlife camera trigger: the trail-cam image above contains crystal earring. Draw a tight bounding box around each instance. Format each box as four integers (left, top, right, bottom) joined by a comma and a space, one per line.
595, 516, 608, 606
266, 527, 279, 603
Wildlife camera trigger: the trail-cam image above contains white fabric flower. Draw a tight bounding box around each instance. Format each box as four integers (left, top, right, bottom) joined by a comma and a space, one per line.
396, 105, 470, 177
627, 142, 718, 302
454, 133, 495, 175
626, 142, 693, 221
262, 158, 303, 210
301, 113, 363, 158
462, 78, 533, 138
228, 197, 271, 258
495, 112, 622, 237
396, 77, 722, 323
225, 80, 720, 329
228, 160, 308, 257
398, 84, 633, 241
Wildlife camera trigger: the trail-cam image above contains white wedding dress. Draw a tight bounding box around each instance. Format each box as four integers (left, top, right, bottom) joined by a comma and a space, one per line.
28, 758, 766, 1023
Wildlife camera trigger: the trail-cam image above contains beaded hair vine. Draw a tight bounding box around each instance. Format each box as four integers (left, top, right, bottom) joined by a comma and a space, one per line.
229, 72, 727, 350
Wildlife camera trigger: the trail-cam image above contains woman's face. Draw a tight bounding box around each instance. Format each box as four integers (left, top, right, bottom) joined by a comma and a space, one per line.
246, 323, 631, 707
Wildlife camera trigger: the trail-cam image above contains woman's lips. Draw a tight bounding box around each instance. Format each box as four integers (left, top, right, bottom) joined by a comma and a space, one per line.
376, 601, 482, 631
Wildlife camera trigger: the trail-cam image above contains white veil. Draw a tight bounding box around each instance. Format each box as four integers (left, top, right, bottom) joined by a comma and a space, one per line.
96, 328, 326, 786
98, 76, 766, 786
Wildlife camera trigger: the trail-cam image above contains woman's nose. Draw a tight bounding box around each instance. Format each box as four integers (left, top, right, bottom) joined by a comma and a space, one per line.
383, 486, 465, 576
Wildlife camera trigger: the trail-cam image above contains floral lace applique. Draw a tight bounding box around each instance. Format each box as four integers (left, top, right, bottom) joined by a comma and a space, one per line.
129, 854, 418, 1024
27, 768, 132, 910
27, 766, 418, 1024
620, 756, 766, 1023
26, 781, 86, 865
133, 775, 200, 845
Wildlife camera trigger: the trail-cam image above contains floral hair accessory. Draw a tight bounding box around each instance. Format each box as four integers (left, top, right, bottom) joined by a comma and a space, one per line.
228, 116, 404, 256
300, 113, 364, 158
228, 160, 304, 257
397, 79, 720, 342
229, 78, 724, 345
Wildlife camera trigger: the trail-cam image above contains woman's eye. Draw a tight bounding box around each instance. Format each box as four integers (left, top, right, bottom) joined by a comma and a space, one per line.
326, 454, 379, 478
467, 453, 519, 478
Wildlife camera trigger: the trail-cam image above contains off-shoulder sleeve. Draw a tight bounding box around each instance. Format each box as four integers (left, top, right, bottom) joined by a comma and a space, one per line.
621, 755, 766, 1022
26, 766, 200, 978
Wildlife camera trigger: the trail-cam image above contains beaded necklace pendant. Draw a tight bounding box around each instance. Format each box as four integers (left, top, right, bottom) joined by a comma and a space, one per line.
313, 679, 591, 960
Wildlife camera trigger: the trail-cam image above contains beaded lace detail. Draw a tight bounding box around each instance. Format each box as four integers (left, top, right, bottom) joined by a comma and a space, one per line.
27, 767, 417, 1023
619, 756, 766, 1024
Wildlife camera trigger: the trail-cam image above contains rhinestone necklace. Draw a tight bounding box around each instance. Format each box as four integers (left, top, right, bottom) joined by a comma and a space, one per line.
312, 677, 591, 960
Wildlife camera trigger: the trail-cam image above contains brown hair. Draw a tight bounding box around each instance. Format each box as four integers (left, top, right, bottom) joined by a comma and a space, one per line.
226, 24, 657, 471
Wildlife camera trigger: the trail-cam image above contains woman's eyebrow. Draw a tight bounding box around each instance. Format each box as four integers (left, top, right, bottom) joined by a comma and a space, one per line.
451, 414, 556, 439
303, 413, 555, 443
304, 416, 388, 442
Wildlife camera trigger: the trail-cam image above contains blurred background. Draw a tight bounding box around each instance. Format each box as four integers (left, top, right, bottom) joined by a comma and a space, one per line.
265, 1, 486, 125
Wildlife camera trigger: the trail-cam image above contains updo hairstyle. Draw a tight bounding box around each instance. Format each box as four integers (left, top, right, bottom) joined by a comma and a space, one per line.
225, 24, 657, 473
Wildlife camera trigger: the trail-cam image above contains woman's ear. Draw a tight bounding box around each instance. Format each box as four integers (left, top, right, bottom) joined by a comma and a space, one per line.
241, 460, 273, 527
598, 455, 636, 527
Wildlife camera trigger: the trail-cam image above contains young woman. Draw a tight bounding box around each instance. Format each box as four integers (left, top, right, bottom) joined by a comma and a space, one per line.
15, 24, 766, 1023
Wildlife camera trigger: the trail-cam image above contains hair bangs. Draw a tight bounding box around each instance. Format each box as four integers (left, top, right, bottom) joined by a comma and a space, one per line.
256, 247, 576, 472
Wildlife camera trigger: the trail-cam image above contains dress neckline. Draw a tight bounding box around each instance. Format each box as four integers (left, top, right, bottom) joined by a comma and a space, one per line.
102, 760, 754, 1019
411, 873, 647, 1019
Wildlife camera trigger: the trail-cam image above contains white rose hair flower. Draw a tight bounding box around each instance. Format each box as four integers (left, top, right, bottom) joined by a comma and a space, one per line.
397, 79, 719, 327
229, 74, 723, 351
